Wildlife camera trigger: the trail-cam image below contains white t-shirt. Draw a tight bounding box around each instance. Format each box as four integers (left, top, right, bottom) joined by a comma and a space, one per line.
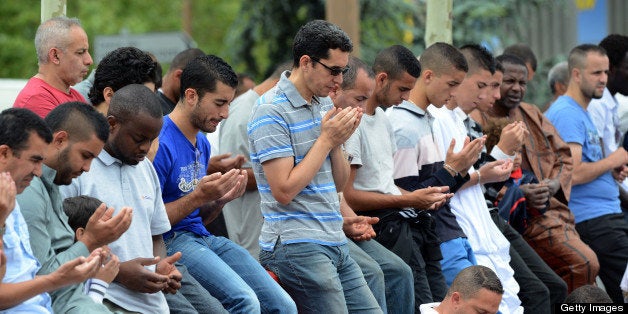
60, 150, 171, 313
419, 302, 440, 314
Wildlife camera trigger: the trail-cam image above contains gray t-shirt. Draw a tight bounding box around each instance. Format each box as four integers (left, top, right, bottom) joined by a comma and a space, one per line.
344, 107, 401, 196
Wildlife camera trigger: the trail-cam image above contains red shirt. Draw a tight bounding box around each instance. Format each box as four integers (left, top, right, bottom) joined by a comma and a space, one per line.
13, 77, 86, 118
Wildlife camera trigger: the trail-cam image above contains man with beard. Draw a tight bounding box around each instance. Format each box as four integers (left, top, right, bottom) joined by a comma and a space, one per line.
474, 54, 598, 294
61, 85, 184, 313
342, 45, 452, 310
546, 44, 628, 303
152, 55, 296, 313
0, 108, 103, 313
13, 17, 93, 118
16, 102, 132, 313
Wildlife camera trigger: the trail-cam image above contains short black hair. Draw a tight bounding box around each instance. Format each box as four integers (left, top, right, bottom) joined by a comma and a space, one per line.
495, 60, 505, 73
460, 44, 497, 75
45, 102, 109, 143
0, 108, 52, 155
63, 195, 103, 232
599, 34, 628, 69
419, 42, 468, 74
169, 48, 205, 71
269, 61, 293, 80
292, 20, 353, 67
447, 265, 504, 299
373, 45, 421, 79
179, 54, 238, 100
496, 54, 528, 72
341, 56, 375, 90
89, 47, 159, 105
108, 84, 163, 122
504, 43, 537, 72
564, 285, 612, 303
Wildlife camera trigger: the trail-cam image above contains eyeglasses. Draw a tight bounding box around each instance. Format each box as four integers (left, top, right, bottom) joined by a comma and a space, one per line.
310, 57, 350, 76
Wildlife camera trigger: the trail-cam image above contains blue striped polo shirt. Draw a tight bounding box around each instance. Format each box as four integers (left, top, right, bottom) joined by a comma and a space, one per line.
247, 71, 346, 251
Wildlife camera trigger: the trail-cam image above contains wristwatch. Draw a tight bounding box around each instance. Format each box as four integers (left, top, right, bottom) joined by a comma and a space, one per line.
0, 224, 5, 235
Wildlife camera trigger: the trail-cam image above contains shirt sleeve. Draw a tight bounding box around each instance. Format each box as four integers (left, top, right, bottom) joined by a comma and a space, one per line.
17, 180, 90, 276
490, 145, 516, 161
549, 107, 586, 145
344, 127, 363, 167
14, 93, 59, 118
84, 278, 109, 304
147, 163, 172, 235
248, 103, 294, 164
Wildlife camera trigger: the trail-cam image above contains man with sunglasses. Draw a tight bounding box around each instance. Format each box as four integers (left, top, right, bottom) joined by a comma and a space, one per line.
248, 20, 381, 312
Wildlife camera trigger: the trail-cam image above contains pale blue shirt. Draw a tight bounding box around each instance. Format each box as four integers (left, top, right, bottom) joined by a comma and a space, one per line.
1, 203, 52, 313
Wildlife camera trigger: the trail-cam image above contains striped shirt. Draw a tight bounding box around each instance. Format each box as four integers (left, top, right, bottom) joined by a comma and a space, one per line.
387, 101, 467, 242
247, 72, 345, 251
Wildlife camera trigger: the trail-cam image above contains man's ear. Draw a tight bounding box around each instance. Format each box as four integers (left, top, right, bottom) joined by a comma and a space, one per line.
376, 72, 388, 86
571, 67, 581, 83
49, 47, 61, 64
75, 227, 86, 241
173, 69, 184, 80
423, 69, 434, 83
107, 115, 117, 132
103, 87, 114, 104
451, 291, 462, 305
52, 130, 69, 149
183, 88, 198, 106
299, 55, 311, 71
0, 144, 12, 165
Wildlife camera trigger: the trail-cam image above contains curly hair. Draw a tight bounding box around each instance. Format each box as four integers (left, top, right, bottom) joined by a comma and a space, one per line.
89, 47, 159, 105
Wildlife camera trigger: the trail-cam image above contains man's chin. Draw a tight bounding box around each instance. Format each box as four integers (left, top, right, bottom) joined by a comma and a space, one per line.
53, 178, 73, 185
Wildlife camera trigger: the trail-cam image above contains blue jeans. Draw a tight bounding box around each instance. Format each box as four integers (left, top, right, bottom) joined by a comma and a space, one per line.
352, 239, 414, 314
260, 241, 382, 314
166, 231, 296, 314
165, 262, 227, 313
440, 237, 477, 286
346, 240, 386, 312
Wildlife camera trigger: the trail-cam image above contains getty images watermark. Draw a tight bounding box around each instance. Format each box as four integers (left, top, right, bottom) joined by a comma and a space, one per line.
555, 303, 625, 313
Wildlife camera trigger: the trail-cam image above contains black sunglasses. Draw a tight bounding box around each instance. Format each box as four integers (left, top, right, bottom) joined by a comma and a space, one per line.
310, 57, 350, 76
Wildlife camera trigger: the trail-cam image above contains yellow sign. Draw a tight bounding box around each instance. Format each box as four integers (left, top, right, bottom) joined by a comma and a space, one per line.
575, 0, 596, 10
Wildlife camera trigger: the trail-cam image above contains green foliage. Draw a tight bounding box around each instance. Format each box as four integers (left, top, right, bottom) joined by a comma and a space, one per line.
360, 0, 423, 64
0, 0, 567, 108
225, 0, 325, 79
0, 0, 40, 77
225, 0, 420, 79
0, 1, 242, 78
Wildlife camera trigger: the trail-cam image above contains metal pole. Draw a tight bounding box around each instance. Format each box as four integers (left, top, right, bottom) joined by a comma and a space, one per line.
41, 0, 67, 22
326, 0, 361, 57
425, 0, 453, 46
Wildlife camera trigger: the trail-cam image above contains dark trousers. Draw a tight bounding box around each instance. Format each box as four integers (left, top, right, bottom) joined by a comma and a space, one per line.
372, 214, 447, 311
491, 209, 568, 313
576, 213, 628, 303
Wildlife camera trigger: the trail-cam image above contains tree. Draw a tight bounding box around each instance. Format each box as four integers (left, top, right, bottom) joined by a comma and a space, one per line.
225, 0, 420, 79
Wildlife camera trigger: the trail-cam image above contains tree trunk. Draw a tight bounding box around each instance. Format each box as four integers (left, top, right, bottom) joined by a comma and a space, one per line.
425, 0, 453, 46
